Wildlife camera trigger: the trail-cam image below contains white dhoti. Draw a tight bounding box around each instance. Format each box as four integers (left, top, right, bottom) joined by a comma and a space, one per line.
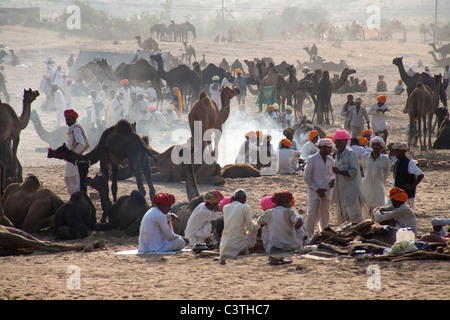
64, 162, 80, 195
305, 197, 331, 238
335, 197, 367, 224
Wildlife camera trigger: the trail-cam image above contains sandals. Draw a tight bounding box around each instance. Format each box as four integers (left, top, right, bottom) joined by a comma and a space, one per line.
268, 255, 293, 265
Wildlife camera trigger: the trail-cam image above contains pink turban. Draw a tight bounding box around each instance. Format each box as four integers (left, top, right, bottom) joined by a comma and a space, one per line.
148, 105, 157, 112
332, 130, 350, 142
260, 196, 275, 211
218, 196, 231, 211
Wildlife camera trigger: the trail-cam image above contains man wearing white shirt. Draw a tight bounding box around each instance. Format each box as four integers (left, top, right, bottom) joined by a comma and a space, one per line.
300, 130, 319, 160
236, 131, 259, 165
362, 137, 391, 217
368, 95, 390, 144
348, 98, 370, 138
53, 85, 66, 127
303, 138, 335, 238
278, 138, 301, 175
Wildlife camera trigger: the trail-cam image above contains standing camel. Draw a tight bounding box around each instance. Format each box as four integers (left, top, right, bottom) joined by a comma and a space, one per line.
0, 89, 39, 183
183, 42, 196, 64
188, 86, 240, 159
47, 120, 158, 205
406, 74, 442, 151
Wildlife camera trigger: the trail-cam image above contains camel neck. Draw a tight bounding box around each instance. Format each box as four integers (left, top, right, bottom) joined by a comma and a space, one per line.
19, 98, 32, 130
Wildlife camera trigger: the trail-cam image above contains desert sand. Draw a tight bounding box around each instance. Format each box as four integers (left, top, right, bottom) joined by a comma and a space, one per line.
0, 24, 449, 302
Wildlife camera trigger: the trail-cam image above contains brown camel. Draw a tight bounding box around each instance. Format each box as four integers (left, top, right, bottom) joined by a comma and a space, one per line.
406, 74, 441, 150
150, 53, 201, 109
135, 35, 158, 51
221, 163, 261, 178
0, 89, 39, 183
111, 59, 164, 109
149, 23, 166, 41
47, 119, 158, 205
428, 51, 450, 68
183, 42, 196, 64
188, 86, 240, 157
429, 42, 450, 58
2, 174, 64, 233
219, 58, 231, 73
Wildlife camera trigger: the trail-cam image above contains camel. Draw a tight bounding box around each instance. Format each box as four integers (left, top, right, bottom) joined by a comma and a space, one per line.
2, 174, 64, 233
200, 63, 227, 90
150, 53, 201, 109
112, 59, 164, 109
231, 59, 244, 77
183, 42, 196, 64
135, 35, 158, 51
54, 191, 97, 240
392, 57, 447, 108
188, 86, 240, 158
420, 24, 432, 42
428, 51, 450, 68
221, 163, 261, 178
149, 23, 166, 41
199, 54, 207, 68
47, 120, 158, 205
181, 22, 197, 43
0, 89, 39, 183
429, 42, 450, 59
219, 58, 231, 73
406, 74, 442, 151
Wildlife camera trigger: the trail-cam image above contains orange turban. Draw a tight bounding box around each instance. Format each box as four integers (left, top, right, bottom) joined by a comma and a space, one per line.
358, 136, 369, 146
153, 193, 175, 205
397, 79, 403, 84
362, 129, 373, 137
325, 134, 333, 139
377, 95, 387, 103
245, 131, 256, 139
235, 68, 243, 75
64, 109, 79, 119
308, 130, 319, 141
280, 138, 293, 148
121, 79, 129, 85
389, 188, 408, 203
255, 130, 263, 138
267, 105, 275, 111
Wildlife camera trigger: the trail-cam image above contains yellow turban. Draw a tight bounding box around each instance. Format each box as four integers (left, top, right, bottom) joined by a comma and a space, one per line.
377, 95, 387, 103
308, 130, 319, 141
281, 138, 293, 148
389, 187, 408, 203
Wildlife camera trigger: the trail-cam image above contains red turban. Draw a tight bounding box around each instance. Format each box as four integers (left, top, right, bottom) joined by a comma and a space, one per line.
64, 109, 79, 119
271, 190, 294, 206
377, 95, 387, 103
153, 193, 175, 205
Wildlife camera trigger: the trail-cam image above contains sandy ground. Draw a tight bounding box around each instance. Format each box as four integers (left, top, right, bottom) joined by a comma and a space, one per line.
0, 25, 449, 301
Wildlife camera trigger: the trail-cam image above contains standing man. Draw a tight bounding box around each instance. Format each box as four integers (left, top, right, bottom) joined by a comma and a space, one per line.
348, 97, 370, 138
219, 189, 258, 260
340, 94, 355, 130
209, 75, 222, 109
443, 64, 449, 91
392, 142, 424, 210
233, 69, 247, 105
362, 136, 391, 217
63, 109, 89, 195
53, 84, 67, 127
369, 95, 390, 144
303, 138, 335, 239
331, 130, 367, 224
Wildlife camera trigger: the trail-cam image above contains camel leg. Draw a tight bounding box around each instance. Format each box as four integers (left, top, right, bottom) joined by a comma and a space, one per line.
417, 119, 424, 151
141, 160, 156, 205
100, 161, 112, 201
422, 115, 428, 150
21, 198, 55, 233
110, 164, 119, 203
428, 114, 433, 149
10, 136, 19, 182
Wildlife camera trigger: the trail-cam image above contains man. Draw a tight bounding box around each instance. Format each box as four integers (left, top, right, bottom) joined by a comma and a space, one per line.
184, 190, 224, 246
117, 79, 131, 119
104, 89, 116, 127
331, 130, 367, 224
303, 138, 335, 238
53, 84, 67, 127
372, 187, 418, 236
348, 97, 370, 138
406, 65, 416, 77
368, 95, 390, 144
89, 90, 105, 129
53, 65, 63, 87
236, 131, 259, 165
148, 105, 169, 130
362, 136, 391, 217
219, 189, 258, 260
394, 79, 405, 95
376, 75, 387, 92
257, 191, 304, 252
209, 75, 222, 108
63, 109, 89, 195
278, 138, 301, 175
444, 64, 449, 91
392, 142, 424, 210
135, 93, 150, 134
138, 193, 186, 253
278, 127, 298, 150
300, 130, 319, 160
221, 71, 233, 88
111, 92, 124, 124
232, 69, 246, 105
340, 94, 355, 130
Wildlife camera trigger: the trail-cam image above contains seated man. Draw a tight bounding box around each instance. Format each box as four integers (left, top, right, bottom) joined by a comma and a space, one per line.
257, 191, 305, 252
184, 190, 224, 246
138, 193, 186, 253
219, 189, 258, 259
278, 138, 301, 175
300, 130, 319, 160
372, 187, 418, 236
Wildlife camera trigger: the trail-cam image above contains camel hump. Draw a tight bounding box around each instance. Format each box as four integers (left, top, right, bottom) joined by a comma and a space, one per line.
198, 90, 208, 100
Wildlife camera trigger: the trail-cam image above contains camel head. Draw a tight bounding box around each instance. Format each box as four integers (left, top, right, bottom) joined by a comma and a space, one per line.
392, 57, 403, 66
135, 36, 141, 41
222, 86, 240, 99
23, 88, 40, 103
85, 174, 107, 192
47, 143, 70, 160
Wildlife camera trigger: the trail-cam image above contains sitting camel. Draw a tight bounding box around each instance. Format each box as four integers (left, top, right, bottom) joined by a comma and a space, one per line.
86, 174, 150, 235
53, 191, 97, 240
47, 119, 158, 205
2, 174, 64, 233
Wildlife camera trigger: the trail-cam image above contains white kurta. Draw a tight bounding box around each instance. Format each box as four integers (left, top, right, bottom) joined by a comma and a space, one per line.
303, 152, 335, 238
220, 201, 258, 258
235, 140, 259, 165
184, 202, 219, 246
149, 111, 169, 129
209, 83, 222, 109
111, 98, 124, 124
362, 152, 391, 211
368, 103, 390, 133
138, 207, 185, 253
278, 148, 300, 175
300, 141, 317, 160
257, 206, 304, 252
54, 89, 66, 126
64, 123, 87, 194
372, 203, 418, 236
332, 148, 367, 223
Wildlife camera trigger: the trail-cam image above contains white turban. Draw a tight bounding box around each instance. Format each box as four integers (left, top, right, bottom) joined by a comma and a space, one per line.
370, 136, 386, 149
392, 142, 408, 151
317, 138, 334, 148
